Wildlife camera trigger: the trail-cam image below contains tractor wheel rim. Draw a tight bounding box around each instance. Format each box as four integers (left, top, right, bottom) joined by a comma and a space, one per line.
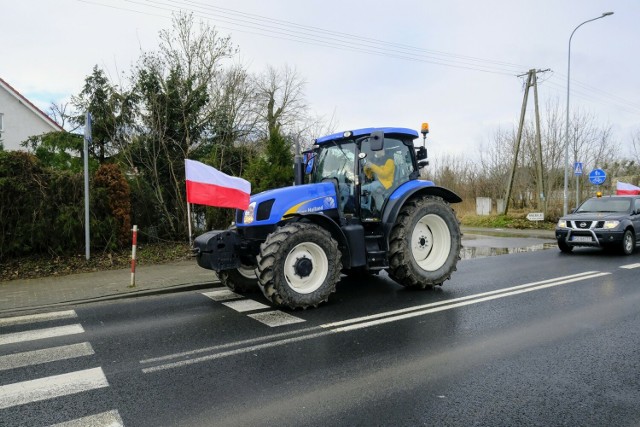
237, 264, 256, 279
284, 242, 328, 294
411, 214, 451, 272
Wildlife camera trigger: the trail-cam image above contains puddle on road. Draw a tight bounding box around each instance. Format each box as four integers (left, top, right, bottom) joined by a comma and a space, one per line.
460, 242, 557, 260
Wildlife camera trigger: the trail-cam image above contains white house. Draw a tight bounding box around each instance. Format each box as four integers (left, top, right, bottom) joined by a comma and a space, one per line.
0, 78, 63, 151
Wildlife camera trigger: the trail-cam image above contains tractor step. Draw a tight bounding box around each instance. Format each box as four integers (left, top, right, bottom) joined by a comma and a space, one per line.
366, 250, 388, 268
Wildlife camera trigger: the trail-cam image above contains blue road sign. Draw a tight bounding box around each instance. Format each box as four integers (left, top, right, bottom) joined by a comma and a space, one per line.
574, 162, 583, 176
588, 168, 607, 185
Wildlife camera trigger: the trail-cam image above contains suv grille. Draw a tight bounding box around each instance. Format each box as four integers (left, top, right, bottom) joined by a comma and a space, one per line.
567, 220, 606, 229
569, 220, 592, 229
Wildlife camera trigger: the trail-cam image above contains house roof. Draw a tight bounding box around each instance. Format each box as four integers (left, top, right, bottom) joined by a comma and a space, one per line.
0, 78, 64, 131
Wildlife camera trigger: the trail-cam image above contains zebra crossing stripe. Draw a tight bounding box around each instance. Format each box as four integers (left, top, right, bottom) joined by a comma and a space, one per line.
0, 367, 109, 410
222, 299, 270, 312
202, 289, 242, 301
0, 310, 77, 327
247, 311, 306, 327
50, 409, 124, 427
0, 342, 94, 372
0, 324, 85, 346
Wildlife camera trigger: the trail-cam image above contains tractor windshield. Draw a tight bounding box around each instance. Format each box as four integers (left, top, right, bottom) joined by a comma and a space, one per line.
311, 142, 357, 214
311, 142, 356, 183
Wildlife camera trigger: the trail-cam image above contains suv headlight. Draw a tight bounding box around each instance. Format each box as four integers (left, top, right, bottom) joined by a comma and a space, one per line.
557, 220, 567, 228
243, 202, 257, 224
603, 220, 620, 229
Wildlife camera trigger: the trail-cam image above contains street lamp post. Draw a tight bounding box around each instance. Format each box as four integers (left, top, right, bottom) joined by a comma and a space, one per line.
563, 11, 614, 216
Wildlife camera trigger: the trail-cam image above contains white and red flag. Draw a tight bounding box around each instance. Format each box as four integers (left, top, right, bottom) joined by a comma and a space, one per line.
185, 159, 251, 210
616, 181, 640, 196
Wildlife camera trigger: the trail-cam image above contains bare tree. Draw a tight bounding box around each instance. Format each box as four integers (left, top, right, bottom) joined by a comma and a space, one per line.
252, 64, 307, 140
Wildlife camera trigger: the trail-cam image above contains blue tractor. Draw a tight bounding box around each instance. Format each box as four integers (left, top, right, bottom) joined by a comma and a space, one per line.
193, 125, 462, 309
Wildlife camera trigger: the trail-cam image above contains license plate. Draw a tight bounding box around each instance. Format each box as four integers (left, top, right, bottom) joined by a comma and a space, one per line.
572, 236, 592, 242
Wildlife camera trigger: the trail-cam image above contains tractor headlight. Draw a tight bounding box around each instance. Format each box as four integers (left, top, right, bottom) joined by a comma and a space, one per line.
603, 220, 620, 229
557, 220, 568, 228
243, 202, 257, 224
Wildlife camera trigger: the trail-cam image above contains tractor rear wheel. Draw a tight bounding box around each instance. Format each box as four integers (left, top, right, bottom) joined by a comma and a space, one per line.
256, 223, 342, 309
388, 197, 461, 289
219, 264, 259, 293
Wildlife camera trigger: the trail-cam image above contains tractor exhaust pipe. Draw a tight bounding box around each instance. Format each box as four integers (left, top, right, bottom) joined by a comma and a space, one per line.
294, 138, 304, 185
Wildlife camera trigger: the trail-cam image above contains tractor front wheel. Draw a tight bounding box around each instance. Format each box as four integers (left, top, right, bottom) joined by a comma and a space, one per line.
219, 264, 259, 293
256, 223, 342, 309
388, 197, 461, 289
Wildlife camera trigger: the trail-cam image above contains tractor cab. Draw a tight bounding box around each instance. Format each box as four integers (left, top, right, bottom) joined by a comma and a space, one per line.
307, 127, 422, 222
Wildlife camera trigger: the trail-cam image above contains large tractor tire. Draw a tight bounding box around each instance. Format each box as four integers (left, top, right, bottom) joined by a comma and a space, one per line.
388, 197, 461, 289
256, 222, 342, 309
219, 264, 260, 293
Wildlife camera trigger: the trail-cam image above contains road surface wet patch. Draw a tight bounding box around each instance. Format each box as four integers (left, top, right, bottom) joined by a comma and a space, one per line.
460, 233, 556, 260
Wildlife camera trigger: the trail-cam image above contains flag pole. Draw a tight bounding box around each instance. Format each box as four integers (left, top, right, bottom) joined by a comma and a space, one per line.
186, 200, 193, 247
185, 158, 193, 246
84, 112, 92, 260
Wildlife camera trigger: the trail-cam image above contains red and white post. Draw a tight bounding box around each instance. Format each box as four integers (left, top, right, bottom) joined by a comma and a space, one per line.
130, 225, 138, 287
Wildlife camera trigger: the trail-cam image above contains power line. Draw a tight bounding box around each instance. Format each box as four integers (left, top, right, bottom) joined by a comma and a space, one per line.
78, 0, 523, 76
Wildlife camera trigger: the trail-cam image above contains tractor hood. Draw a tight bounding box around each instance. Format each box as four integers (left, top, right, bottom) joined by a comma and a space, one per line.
237, 182, 338, 227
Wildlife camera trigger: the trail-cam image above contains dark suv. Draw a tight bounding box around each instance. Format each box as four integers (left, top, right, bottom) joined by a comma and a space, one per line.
555, 195, 640, 255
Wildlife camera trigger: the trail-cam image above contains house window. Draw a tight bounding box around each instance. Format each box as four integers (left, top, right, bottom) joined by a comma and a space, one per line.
0, 113, 4, 132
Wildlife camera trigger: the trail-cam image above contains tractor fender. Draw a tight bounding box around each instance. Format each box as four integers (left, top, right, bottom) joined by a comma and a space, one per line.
382, 182, 462, 227
283, 213, 353, 268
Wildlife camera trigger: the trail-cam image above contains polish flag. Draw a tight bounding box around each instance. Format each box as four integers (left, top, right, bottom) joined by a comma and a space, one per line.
185, 159, 251, 210
616, 181, 640, 195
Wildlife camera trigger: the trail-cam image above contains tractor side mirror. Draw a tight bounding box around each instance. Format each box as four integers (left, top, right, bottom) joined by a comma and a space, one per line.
416, 146, 427, 160
370, 131, 384, 151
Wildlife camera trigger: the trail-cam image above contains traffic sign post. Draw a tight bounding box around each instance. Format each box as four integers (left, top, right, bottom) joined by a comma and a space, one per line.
526, 212, 544, 221
574, 162, 583, 175
588, 169, 607, 185
526, 212, 544, 228
574, 162, 583, 208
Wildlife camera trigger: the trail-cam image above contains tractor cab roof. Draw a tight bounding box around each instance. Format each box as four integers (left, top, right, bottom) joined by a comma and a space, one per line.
315, 127, 419, 145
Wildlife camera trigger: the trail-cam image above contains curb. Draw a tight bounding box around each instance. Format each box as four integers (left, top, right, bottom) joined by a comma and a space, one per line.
0, 281, 219, 317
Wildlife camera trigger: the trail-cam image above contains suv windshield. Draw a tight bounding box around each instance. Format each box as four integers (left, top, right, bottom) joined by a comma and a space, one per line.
576, 198, 631, 213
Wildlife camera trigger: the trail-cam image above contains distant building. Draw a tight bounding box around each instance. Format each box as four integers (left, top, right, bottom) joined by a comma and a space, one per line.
0, 78, 63, 151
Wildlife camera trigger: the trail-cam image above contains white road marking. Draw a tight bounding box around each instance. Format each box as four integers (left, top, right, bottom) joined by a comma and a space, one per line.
50, 409, 124, 427
322, 271, 603, 329
0, 324, 85, 347
144, 270, 607, 373
202, 289, 242, 301
0, 310, 77, 327
247, 311, 307, 327
142, 331, 332, 373
329, 272, 611, 332
204, 291, 306, 326
222, 299, 270, 312
0, 342, 94, 372
0, 367, 109, 410
139, 327, 319, 364
620, 263, 640, 269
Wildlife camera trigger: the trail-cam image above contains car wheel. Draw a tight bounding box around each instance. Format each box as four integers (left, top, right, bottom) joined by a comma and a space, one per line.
621, 229, 635, 255
557, 239, 573, 253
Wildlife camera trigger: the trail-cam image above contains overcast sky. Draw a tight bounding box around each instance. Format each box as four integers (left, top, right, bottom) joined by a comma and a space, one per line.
4, 0, 639, 161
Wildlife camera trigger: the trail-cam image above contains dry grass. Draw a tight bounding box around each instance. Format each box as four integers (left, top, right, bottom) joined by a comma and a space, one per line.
1, 242, 192, 282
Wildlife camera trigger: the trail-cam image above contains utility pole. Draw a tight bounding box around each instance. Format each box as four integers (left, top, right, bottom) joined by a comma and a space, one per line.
504, 71, 532, 215
532, 69, 549, 212
504, 69, 549, 215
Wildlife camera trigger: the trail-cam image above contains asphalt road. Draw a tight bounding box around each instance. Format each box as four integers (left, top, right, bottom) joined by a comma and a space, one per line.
2, 247, 640, 426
